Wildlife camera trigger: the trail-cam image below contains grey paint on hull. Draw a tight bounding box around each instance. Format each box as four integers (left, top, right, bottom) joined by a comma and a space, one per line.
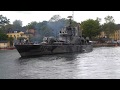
15, 45, 93, 57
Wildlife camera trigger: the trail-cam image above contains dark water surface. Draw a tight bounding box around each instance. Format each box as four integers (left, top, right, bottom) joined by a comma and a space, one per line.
0, 47, 120, 79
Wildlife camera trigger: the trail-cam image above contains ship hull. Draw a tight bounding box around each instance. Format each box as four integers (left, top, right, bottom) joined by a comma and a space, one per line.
15, 44, 93, 57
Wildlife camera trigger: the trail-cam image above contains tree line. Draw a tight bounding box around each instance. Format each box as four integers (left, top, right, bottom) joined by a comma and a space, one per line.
81, 16, 118, 40
0, 14, 118, 42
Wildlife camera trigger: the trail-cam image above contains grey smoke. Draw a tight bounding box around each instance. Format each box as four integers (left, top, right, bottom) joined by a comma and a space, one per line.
30, 18, 68, 42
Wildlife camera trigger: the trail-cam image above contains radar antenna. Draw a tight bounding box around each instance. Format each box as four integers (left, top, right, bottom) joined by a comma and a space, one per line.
67, 16, 72, 27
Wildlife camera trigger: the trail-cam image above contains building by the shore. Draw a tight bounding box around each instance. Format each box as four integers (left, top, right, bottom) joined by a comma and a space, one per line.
0, 41, 10, 48
26, 29, 36, 36
99, 24, 120, 41
7, 31, 29, 40
6, 29, 36, 46
7, 29, 36, 41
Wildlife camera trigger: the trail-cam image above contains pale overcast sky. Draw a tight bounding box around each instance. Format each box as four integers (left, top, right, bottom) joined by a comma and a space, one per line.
0, 11, 120, 26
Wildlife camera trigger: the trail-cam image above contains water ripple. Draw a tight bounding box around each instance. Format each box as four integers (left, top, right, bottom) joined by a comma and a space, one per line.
1, 47, 120, 79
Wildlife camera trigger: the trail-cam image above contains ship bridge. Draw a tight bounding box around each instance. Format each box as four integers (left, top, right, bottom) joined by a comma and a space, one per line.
58, 16, 82, 43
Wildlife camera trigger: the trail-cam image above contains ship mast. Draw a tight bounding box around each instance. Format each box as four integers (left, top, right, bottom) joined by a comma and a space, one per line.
72, 11, 74, 21
67, 16, 72, 27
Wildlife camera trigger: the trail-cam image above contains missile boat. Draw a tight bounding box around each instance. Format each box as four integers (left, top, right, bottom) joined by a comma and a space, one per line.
15, 16, 93, 57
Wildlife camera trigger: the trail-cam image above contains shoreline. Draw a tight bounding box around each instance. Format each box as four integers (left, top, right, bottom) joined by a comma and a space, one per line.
0, 47, 16, 50
0, 43, 119, 50
92, 43, 119, 47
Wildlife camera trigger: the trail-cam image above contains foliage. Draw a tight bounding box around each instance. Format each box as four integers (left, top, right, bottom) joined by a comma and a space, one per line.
26, 21, 37, 30
7, 37, 14, 46
1, 14, 119, 43
12, 20, 23, 32
0, 15, 10, 26
81, 19, 101, 40
102, 16, 117, 37
49, 15, 61, 22
13, 20, 22, 27
0, 32, 8, 41
104, 16, 115, 23
0, 15, 10, 33
3, 24, 13, 33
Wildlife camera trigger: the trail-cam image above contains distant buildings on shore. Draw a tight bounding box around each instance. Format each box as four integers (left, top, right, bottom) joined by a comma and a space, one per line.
7, 29, 35, 41
0, 41, 10, 49
0, 29, 36, 48
7, 31, 29, 40
1, 24, 120, 48
99, 24, 120, 41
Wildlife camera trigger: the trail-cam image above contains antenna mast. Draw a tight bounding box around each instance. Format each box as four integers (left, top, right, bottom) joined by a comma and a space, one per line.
72, 11, 74, 20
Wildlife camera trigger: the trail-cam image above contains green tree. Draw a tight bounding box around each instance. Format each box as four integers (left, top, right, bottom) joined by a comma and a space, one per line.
13, 20, 22, 27
49, 15, 61, 22
7, 37, 14, 46
26, 21, 37, 29
10, 20, 26, 38
5, 24, 13, 30
102, 16, 117, 38
0, 15, 10, 33
0, 32, 8, 41
96, 17, 101, 22
0, 15, 10, 27
3, 24, 13, 33
81, 19, 101, 40
12, 20, 23, 32
104, 16, 115, 23
0, 15, 10, 41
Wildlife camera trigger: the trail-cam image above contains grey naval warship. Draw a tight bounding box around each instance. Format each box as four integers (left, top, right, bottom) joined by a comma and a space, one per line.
15, 16, 93, 57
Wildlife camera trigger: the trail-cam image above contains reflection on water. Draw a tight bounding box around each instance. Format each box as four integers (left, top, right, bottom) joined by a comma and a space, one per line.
1, 47, 120, 79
